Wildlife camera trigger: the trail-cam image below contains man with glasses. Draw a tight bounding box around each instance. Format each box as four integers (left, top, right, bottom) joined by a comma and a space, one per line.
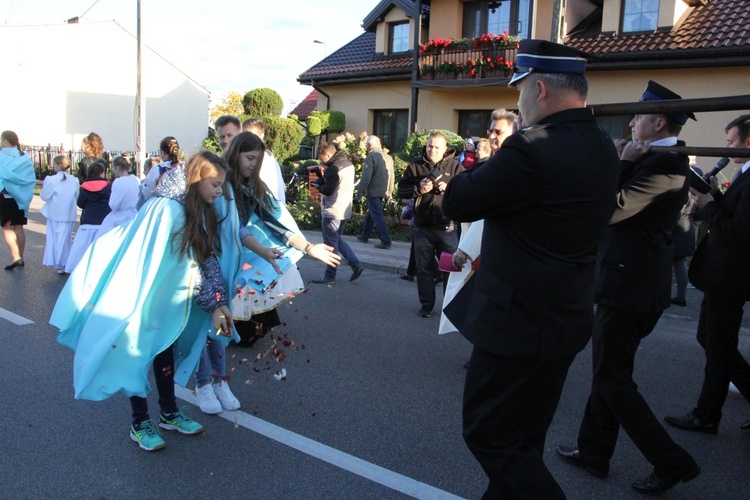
488, 109, 518, 155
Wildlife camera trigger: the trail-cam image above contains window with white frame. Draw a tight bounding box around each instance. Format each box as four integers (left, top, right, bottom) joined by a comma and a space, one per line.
622, 0, 659, 32
390, 21, 410, 53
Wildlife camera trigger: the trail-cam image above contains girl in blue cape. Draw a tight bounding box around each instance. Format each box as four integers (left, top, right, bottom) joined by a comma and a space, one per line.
224, 131, 341, 322
51, 151, 240, 452
0, 130, 36, 270
191, 132, 342, 414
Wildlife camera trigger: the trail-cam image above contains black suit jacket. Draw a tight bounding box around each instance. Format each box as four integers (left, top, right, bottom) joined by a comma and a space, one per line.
442, 108, 619, 361
689, 164, 750, 301
595, 144, 690, 312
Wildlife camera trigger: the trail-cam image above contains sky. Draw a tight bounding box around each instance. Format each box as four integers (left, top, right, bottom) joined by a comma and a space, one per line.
1, 0, 375, 114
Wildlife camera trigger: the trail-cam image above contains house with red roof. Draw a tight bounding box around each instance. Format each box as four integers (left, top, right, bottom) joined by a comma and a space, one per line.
298, 0, 749, 168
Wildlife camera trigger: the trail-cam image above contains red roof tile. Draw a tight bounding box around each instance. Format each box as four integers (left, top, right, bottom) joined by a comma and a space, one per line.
290, 89, 318, 120
567, 0, 750, 62
298, 32, 412, 85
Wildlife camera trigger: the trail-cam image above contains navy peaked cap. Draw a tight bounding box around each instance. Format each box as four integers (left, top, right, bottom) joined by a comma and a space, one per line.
509, 39, 587, 86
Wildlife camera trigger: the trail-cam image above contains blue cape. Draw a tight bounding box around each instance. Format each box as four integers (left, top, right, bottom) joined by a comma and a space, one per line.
51, 194, 243, 400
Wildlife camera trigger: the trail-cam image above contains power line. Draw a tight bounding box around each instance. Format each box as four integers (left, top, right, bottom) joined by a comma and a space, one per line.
79, 0, 102, 19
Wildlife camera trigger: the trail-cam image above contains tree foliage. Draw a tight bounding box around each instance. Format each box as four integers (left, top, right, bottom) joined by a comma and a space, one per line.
209, 91, 245, 124
243, 88, 284, 117
262, 116, 305, 165
307, 110, 345, 135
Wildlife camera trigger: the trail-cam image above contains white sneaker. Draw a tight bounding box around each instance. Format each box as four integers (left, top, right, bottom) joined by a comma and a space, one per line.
213, 380, 241, 410
195, 383, 222, 414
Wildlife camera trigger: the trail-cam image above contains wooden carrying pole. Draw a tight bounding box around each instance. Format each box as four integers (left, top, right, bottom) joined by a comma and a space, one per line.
589, 94, 750, 158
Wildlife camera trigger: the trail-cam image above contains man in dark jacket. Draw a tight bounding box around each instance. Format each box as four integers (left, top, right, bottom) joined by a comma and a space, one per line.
356, 135, 394, 249
442, 40, 619, 498
398, 132, 463, 317
557, 80, 699, 496
666, 114, 750, 432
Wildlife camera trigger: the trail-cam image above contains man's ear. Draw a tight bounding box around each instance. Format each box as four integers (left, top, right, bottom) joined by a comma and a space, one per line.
535, 78, 547, 101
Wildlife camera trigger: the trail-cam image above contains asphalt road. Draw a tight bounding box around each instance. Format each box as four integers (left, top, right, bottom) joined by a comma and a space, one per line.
1, 204, 749, 499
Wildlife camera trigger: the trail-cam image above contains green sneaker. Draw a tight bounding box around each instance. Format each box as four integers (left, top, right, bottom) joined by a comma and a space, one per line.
158, 409, 204, 435
130, 420, 166, 451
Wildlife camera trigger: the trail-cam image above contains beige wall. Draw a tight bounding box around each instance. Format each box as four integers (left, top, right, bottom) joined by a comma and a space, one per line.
587, 67, 750, 169
428, 0, 463, 39
318, 63, 748, 172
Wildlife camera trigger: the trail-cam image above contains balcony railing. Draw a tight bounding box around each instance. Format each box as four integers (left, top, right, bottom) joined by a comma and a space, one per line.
417, 34, 520, 82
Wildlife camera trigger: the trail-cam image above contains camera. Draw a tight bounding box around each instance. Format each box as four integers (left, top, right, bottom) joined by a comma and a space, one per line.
427, 167, 443, 183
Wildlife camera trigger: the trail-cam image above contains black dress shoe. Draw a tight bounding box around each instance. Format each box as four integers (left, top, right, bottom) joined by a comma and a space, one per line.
4, 259, 24, 270
664, 412, 718, 434
670, 297, 687, 307
632, 465, 700, 495
400, 274, 414, 282
555, 445, 608, 479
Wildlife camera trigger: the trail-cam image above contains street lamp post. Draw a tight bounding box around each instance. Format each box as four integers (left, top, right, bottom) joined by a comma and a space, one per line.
313, 39, 327, 58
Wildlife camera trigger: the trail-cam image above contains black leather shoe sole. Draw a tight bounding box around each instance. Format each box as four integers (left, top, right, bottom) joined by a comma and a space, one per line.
632, 465, 700, 495
556, 445, 608, 479
664, 415, 718, 434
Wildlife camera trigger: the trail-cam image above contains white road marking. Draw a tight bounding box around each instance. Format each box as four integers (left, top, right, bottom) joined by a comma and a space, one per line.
175, 385, 464, 500
0, 307, 34, 325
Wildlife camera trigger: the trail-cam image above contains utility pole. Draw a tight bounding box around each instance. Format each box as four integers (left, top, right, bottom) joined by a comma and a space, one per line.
135, 0, 146, 177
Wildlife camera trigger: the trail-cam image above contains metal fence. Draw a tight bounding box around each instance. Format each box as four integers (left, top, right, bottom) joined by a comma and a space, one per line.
25, 146, 161, 181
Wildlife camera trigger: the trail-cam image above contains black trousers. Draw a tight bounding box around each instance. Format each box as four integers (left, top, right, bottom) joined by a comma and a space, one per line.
412, 225, 457, 311
694, 293, 750, 422
577, 305, 695, 478
463, 347, 574, 499
130, 345, 178, 425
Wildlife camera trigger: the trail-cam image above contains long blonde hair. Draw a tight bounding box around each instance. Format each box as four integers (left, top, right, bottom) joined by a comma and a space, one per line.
177, 151, 228, 264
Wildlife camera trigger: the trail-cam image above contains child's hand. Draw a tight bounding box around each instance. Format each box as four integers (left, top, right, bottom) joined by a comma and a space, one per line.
212, 305, 233, 337
259, 247, 283, 274
308, 243, 342, 267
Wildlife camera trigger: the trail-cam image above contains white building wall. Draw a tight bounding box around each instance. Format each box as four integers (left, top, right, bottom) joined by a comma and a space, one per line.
1, 21, 209, 154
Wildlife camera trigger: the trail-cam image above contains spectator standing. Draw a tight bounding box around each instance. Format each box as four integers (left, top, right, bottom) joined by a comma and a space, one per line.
356, 135, 394, 249
41, 155, 79, 274
439, 112, 516, 335
487, 110, 517, 155
215, 115, 242, 152
310, 142, 363, 284
556, 80, 699, 496
242, 118, 287, 203
442, 40, 619, 498
398, 132, 463, 317
0, 130, 36, 270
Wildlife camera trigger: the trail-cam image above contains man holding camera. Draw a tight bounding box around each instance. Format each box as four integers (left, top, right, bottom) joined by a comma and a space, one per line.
398, 133, 463, 317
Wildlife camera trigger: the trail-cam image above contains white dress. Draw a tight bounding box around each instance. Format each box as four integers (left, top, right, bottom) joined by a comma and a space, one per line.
97, 174, 140, 239
40, 172, 80, 269
439, 220, 484, 335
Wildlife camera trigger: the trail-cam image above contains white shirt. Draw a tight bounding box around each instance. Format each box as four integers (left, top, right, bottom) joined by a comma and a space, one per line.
40, 171, 79, 221
259, 151, 286, 203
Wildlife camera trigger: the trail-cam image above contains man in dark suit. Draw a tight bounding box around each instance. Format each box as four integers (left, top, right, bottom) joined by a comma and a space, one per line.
665, 115, 750, 432
556, 81, 700, 495
442, 39, 620, 499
